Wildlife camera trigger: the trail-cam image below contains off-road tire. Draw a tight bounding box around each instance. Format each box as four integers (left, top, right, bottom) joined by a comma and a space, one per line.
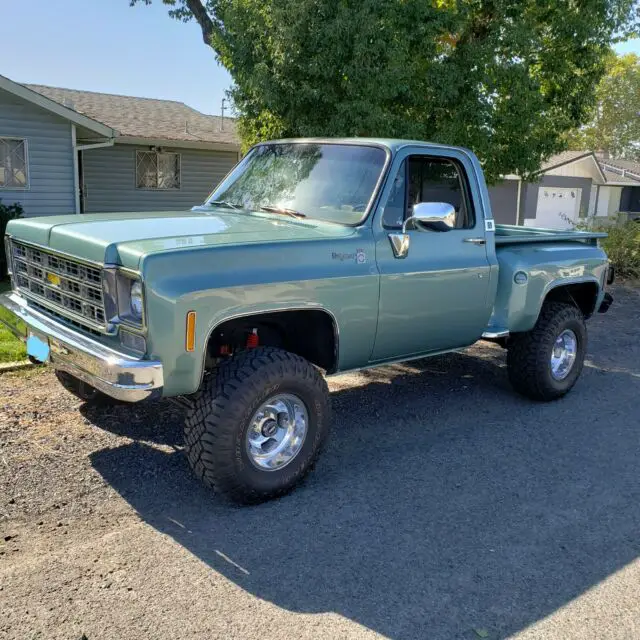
507, 301, 587, 401
55, 370, 117, 405
183, 347, 331, 504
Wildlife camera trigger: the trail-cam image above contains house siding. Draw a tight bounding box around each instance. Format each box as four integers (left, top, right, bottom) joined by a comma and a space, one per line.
0, 89, 75, 217
521, 176, 593, 223
82, 144, 238, 213
487, 180, 519, 225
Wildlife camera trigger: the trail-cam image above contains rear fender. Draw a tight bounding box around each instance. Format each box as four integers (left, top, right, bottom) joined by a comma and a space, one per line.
516, 276, 602, 333
489, 243, 608, 334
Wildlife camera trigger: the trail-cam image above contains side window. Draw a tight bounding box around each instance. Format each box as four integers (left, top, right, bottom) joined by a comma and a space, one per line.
382, 155, 475, 229
408, 157, 475, 228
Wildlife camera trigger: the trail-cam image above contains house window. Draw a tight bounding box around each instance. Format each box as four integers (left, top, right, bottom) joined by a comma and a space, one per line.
136, 151, 180, 189
0, 138, 28, 189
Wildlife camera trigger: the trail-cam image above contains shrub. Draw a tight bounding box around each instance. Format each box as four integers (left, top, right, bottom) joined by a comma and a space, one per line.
576, 213, 640, 279
0, 200, 24, 277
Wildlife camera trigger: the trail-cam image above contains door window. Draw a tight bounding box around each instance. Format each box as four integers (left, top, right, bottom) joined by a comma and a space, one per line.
382, 156, 475, 229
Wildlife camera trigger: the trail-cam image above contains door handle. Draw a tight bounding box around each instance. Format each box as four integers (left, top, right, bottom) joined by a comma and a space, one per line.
464, 237, 486, 245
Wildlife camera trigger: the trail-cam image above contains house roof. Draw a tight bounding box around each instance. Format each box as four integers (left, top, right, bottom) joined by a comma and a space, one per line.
540, 150, 640, 185
601, 168, 640, 184
0, 74, 116, 139
26, 84, 240, 149
539, 150, 593, 172
597, 157, 640, 183
538, 150, 607, 183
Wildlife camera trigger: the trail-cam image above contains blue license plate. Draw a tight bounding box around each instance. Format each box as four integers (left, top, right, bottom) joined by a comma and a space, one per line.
26, 334, 50, 363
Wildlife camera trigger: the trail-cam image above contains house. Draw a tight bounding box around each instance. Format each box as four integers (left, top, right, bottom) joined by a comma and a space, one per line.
595, 156, 640, 221
488, 151, 640, 229
0, 74, 240, 217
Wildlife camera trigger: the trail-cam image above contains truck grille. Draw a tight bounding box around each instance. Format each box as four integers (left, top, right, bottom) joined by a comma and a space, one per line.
11, 241, 106, 330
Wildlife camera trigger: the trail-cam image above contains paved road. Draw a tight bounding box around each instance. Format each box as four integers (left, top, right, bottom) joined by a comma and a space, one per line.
1, 285, 639, 639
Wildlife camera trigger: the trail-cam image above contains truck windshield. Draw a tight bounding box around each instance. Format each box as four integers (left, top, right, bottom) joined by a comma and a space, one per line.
205, 143, 387, 225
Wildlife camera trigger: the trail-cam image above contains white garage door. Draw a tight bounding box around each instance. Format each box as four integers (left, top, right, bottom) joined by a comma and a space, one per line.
525, 187, 581, 230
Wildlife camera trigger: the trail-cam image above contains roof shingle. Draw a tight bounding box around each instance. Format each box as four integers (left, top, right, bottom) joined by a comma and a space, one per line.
25, 84, 239, 147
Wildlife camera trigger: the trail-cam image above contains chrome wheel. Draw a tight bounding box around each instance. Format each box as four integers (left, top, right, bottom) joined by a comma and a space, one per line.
550, 329, 578, 381
246, 393, 308, 471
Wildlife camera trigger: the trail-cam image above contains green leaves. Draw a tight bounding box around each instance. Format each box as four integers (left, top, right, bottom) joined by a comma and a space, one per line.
137, 0, 640, 178
567, 52, 640, 161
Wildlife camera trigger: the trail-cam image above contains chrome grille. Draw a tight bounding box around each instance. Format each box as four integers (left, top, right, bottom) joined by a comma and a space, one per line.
11, 241, 106, 329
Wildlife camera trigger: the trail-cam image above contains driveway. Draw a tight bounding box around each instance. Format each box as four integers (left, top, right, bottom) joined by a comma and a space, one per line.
1, 285, 639, 640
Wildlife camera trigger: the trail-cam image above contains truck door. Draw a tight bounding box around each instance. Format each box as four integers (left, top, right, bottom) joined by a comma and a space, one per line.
371, 148, 493, 361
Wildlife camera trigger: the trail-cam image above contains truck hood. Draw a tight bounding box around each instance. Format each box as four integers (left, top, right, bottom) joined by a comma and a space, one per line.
7, 209, 355, 269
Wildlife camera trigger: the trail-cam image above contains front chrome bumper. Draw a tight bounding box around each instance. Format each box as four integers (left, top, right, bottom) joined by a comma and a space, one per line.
0, 291, 163, 402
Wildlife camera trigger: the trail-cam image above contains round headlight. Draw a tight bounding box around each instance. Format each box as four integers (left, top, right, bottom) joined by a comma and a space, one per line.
130, 281, 143, 319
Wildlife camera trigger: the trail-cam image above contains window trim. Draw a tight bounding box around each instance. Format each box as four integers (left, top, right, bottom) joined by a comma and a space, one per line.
380, 158, 408, 230
0, 136, 30, 191
382, 153, 476, 231
135, 149, 182, 191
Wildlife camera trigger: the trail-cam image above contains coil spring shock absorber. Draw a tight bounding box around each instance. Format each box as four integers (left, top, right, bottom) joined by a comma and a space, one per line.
246, 328, 259, 348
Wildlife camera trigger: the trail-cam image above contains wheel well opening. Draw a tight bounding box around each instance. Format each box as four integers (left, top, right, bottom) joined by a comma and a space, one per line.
544, 282, 599, 317
206, 310, 338, 373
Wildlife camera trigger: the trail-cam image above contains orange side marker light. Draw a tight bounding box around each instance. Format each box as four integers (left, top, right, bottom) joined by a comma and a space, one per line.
186, 311, 197, 352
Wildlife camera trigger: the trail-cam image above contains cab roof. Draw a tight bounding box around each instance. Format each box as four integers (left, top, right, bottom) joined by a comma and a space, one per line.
261, 137, 472, 154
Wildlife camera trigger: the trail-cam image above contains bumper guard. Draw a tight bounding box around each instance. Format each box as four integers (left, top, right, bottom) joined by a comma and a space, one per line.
0, 291, 163, 402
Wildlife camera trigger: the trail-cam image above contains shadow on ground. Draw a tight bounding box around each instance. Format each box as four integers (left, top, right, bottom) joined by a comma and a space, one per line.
88, 303, 640, 640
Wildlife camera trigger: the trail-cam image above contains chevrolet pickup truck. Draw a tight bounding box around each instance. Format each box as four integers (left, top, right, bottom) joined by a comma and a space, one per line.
1, 139, 614, 503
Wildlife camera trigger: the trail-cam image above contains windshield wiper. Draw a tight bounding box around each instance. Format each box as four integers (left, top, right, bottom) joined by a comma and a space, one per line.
260, 205, 306, 219
208, 200, 242, 210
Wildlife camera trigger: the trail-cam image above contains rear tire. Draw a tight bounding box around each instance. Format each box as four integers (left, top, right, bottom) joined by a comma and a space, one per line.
184, 347, 330, 504
507, 302, 587, 401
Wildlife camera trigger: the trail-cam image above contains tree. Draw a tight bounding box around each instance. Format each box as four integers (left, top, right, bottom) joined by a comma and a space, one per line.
133, 0, 640, 181
567, 53, 640, 160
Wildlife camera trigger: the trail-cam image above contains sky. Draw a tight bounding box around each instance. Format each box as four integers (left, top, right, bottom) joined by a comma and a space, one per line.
1, 1, 639, 117
2, 0, 233, 116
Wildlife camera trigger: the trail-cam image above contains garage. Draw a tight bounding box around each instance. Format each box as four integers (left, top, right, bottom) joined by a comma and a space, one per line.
525, 186, 582, 229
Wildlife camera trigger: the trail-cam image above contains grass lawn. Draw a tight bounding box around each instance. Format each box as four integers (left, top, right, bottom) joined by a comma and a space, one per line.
0, 278, 27, 363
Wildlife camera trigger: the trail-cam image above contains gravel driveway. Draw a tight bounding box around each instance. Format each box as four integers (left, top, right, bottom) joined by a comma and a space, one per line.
1, 285, 639, 640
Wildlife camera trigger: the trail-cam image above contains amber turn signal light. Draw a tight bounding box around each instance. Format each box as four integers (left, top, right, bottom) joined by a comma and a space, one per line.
186, 311, 196, 352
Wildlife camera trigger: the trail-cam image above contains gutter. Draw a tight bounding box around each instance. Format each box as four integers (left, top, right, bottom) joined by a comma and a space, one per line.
76, 139, 115, 152
115, 136, 240, 153
71, 125, 80, 214
516, 178, 523, 225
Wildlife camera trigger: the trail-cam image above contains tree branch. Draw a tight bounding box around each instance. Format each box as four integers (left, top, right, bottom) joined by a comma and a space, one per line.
184, 0, 215, 47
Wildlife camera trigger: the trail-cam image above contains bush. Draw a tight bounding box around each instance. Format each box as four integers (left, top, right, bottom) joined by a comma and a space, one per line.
575, 213, 640, 279
0, 200, 23, 277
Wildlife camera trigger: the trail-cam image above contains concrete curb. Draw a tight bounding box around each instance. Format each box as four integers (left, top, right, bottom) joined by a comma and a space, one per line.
0, 360, 34, 373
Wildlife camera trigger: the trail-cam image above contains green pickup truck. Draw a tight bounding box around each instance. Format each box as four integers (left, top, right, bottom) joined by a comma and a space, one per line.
1, 139, 614, 503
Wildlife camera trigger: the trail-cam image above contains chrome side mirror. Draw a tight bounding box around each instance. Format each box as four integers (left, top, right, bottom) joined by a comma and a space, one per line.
388, 202, 456, 258
405, 202, 456, 233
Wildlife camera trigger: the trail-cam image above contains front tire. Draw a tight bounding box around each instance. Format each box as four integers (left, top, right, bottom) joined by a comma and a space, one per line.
507, 302, 587, 401
184, 347, 330, 504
